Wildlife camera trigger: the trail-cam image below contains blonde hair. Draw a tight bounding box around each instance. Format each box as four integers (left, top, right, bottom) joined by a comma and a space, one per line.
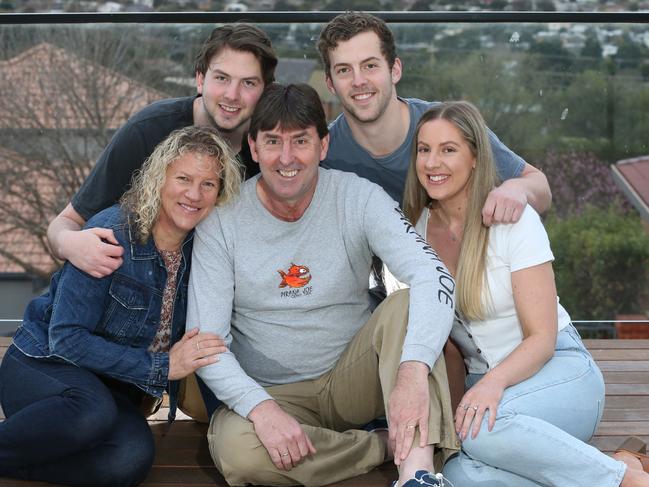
403, 101, 500, 320
121, 126, 242, 243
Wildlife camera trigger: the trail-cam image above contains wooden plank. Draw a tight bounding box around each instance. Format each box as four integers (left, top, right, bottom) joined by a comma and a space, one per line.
604, 395, 649, 409
605, 384, 649, 395
328, 464, 396, 486
142, 466, 225, 485
142, 464, 398, 487
597, 361, 649, 372
594, 421, 649, 435
590, 435, 649, 453
584, 339, 649, 349
149, 421, 208, 437
154, 434, 205, 450
602, 371, 649, 383
590, 349, 649, 361
153, 448, 213, 467
602, 408, 649, 421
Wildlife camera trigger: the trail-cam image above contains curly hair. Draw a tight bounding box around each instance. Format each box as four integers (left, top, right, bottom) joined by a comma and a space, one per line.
121, 126, 242, 244
317, 12, 397, 78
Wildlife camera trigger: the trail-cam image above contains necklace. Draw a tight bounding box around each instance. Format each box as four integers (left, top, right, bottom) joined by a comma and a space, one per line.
432, 206, 459, 242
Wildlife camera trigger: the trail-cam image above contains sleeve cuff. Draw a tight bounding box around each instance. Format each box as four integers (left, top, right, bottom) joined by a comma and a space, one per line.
400, 344, 436, 370
149, 352, 169, 388
234, 388, 274, 419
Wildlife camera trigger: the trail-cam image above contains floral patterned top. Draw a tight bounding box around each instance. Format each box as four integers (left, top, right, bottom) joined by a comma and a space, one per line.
149, 248, 182, 353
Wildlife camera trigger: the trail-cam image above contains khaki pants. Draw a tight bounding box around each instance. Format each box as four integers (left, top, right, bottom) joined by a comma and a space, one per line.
207, 290, 459, 486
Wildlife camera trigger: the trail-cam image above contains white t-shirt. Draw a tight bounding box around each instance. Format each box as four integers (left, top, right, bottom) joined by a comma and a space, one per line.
387, 205, 571, 374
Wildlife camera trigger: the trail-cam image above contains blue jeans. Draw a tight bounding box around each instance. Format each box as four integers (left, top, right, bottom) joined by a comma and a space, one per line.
0, 345, 154, 487
442, 325, 626, 487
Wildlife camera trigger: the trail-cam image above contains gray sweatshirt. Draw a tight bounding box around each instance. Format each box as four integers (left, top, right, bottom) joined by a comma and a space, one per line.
187, 168, 455, 418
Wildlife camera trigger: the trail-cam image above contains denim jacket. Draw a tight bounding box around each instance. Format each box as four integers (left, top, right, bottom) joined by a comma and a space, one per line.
13, 205, 192, 419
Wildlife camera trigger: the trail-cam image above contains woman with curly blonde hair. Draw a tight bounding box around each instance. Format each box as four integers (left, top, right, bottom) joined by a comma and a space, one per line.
0, 126, 241, 487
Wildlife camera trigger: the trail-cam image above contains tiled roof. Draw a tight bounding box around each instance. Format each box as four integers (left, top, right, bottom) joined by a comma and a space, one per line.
611, 156, 649, 222
0, 42, 167, 130
0, 146, 63, 276
0, 42, 169, 277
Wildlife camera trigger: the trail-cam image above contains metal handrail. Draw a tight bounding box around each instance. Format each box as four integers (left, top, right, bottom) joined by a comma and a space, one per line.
1, 11, 648, 24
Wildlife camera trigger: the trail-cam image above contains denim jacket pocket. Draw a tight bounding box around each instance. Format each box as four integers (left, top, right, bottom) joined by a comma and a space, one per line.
101, 273, 152, 343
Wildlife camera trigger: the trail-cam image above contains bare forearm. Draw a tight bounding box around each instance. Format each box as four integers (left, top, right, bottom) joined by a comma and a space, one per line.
46, 203, 124, 277
515, 164, 552, 215
484, 334, 555, 390
47, 211, 84, 260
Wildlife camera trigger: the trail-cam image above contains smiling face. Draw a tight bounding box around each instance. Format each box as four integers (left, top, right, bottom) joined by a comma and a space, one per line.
249, 124, 329, 219
415, 118, 476, 206
196, 47, 265, 134
155, 152, 221, 246
325, 31, 401, 125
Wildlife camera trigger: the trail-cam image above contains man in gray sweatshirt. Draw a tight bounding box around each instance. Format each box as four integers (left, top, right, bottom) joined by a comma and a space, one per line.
186, 83, 458, 487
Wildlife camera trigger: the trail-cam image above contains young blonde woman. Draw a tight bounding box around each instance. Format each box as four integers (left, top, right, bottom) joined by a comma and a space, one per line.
402, 101, 649, 487
0, 126, 240, 487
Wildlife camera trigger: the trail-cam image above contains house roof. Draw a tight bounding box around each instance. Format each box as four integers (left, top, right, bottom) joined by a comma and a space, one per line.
0, 42, 167, 130
611, 155, 649, 222
0, 147, 62, 276
0, 42, 169, 277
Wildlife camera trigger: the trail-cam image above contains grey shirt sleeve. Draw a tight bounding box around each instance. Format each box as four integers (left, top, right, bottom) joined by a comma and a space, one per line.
488, 128, 526, 181
186, 212, 273, 418
361, 187, 455, 368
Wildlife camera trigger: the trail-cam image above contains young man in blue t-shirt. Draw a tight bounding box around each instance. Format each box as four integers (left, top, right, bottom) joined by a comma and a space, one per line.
317, 12, 551, 219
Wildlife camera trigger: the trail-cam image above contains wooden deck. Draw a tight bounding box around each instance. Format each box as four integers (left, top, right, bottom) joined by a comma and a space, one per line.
584, 339, 649, 453
0, 337, 648, 486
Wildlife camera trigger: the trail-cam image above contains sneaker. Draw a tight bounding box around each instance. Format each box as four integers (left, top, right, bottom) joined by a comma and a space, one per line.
393, 470, 447, 487
363, 417, 388, 433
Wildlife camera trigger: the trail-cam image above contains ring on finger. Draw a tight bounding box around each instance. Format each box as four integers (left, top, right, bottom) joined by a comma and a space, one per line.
280, 451, 289, 457
196, 341, 201, 351
473, 405, 479, 411
406, 424, 416, 429
462, 403, 469, 411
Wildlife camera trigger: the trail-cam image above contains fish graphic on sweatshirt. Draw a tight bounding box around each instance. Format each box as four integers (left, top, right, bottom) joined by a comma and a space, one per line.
278, 264, 311, 288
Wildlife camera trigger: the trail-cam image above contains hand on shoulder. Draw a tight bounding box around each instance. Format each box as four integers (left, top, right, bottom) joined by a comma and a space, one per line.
62, 227, 125, 278
481, 181, 528, 226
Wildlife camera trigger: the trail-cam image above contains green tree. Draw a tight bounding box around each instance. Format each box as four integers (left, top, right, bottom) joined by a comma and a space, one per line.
614, 34, 644, 69
409, 0, 431, 10
527, 38, 575, 76
323, 0, 380, 9
546, 207, 649, 321
537, 0, 556, 11
549, 70, 608, 144
580, 33, 602, 70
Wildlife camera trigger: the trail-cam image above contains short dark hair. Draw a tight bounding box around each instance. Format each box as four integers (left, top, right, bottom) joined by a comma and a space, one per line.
194, 23, 278, 86
317, 12, 397, 78
249, 84, 329, 141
